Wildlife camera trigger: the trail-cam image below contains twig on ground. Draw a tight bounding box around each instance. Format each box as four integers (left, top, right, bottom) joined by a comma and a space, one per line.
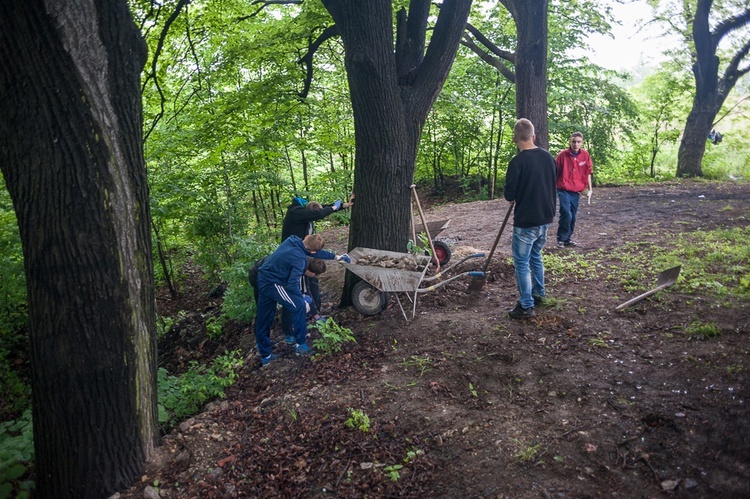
335, 459, 351, 489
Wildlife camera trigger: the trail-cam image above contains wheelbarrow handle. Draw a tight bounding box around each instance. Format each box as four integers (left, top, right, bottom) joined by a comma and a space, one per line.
422, 253, 485, 282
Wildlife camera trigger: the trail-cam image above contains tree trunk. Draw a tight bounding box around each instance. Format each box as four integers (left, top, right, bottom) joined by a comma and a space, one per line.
321, 0, 472, 304
0, 1, 157, 496
501, 0, 549, 149
677, 102, 715, 177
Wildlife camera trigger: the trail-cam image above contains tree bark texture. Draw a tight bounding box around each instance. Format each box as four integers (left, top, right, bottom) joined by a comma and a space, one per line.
320, 0, 471, 304
0, 1, 157, 497
501, 0, 550, 150
320, 0, 468, 260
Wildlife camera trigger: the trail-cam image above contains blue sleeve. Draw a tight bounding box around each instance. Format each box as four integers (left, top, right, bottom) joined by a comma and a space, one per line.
309, 249, 336, 260
286, 259, 306, 294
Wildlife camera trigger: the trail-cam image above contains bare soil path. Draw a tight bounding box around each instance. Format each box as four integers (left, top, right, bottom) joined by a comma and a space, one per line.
125, 181, 750, 498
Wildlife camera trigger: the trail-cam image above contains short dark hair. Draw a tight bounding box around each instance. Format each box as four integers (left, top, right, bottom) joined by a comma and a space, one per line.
307, 258, 326, 275
571, 132, 583, 139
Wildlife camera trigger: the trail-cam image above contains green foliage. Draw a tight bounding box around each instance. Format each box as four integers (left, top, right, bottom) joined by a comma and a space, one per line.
344, 408, 371, 433
685, 322, 720, 341
0, 185, 26, 338
312, 318, 356, 356
221, 236, 277, 323
383, 464, 403, 482
401, 355, 433, 376
157, 350, 243, 430
0, 410, 34, 498
204, 316, 224, 340
0, 184, 30, 422
513, 440, 542, 463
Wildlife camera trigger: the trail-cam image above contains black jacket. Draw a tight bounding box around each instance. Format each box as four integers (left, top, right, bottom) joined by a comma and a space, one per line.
504, 148, 557, 228
280, 198, 337, 241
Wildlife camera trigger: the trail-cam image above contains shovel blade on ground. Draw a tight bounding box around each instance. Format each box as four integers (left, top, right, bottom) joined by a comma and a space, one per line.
615, 265, 681, 311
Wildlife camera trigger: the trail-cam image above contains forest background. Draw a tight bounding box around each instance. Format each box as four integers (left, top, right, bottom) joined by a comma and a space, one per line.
1, 0, 749, 496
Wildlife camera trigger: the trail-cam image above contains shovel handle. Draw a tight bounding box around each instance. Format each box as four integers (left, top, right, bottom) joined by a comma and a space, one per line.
410, 184, 439, 273
614, 284, 669, 311
482, 203, 514, 273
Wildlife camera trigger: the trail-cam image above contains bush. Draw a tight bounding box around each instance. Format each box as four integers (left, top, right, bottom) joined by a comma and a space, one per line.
221, 236, 276, 323
0, 410, 35, 498
157, 350, 244, 430
313, 319, 356, 356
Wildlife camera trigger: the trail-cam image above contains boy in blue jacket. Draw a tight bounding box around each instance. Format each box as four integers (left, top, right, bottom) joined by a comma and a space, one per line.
255, 233, 350, 366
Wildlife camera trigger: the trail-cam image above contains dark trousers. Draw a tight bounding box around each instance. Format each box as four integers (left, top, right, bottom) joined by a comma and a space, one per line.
255, 282, 307, 358
557, 190, 580, 243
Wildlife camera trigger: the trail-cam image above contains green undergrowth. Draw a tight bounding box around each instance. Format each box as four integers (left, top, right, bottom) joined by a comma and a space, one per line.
0, 410, 34, 499
158, 350, 244, 431
543, 226, 750, 300
1, 350, 245, 497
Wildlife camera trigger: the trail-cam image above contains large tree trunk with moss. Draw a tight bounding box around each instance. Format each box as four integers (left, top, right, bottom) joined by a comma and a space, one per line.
321, 0, 472, 304
0, 1, 158, 496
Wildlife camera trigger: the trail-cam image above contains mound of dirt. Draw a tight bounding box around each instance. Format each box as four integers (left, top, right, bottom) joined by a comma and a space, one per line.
122, 181, 750, 498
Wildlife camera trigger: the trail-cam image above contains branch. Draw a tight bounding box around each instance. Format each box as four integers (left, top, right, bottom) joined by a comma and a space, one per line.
718, 37, 750, 98
713, 94, 749, 127
298, 25, 340, 99
142, 0, 191, 141
465, 23, 515, 63
460, 32, 516, 83
239, 0, 303, 20
711, 7, 750, 47
396, 0, 430, 85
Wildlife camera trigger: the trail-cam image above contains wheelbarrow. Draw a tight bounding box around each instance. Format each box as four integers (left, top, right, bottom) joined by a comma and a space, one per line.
412, 219, 452, 266
340, 247, 485, 319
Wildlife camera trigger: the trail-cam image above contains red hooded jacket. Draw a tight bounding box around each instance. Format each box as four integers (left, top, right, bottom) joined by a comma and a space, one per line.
555, 148, 592, 193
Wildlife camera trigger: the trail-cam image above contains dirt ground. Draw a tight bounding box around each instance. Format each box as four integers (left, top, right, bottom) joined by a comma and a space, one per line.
121, 181, 750, 498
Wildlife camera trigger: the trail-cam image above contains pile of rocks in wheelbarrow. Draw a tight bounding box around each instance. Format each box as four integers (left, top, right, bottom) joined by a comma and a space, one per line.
354, 254, 423, 271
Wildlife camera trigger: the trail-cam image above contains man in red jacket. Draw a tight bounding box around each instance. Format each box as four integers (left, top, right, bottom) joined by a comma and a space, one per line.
555, 132, 593, 248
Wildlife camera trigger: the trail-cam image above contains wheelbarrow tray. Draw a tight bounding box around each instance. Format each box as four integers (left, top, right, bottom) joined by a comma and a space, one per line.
413, 219, 450, 238
342, 247, 431, 293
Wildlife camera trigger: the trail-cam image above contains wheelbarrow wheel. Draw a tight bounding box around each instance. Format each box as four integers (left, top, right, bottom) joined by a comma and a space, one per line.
426, 240, 452, 266
351, 281, 390, 316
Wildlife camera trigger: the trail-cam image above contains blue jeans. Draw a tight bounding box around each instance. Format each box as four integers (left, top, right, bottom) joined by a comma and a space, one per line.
557, 190, 580, 243
511, 224, 549, 309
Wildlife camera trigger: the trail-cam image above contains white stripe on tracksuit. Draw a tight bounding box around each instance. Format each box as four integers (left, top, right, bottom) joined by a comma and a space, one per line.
275, 283, 297, 309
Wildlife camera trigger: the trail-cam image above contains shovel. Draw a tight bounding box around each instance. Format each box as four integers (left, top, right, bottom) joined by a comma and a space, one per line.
410, 184, 440, 273
614, 265, 682, 311
468, 202, 513, 291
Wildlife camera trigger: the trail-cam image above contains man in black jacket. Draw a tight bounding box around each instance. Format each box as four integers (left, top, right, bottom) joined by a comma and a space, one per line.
281, 195, 354, 241
503, 118, 557, 319
280, 195, 354, 312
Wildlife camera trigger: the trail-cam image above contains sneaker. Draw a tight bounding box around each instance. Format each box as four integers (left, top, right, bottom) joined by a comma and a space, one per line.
261, 353, 278, 366
283, 336, 295, 345
533, 295, 545, 307
556, 241, 565, 248
564, 240, 578, 247
508, 302, 536, 319
295, 343, 315, 356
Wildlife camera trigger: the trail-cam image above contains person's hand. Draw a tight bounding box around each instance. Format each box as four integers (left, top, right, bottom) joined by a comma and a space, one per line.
336, 254, 351, 264
333, 199, 343, 211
